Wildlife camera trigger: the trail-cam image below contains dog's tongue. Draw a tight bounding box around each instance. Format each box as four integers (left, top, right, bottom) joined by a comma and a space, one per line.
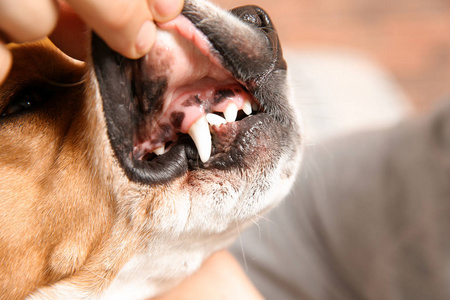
133, 16, 256, 163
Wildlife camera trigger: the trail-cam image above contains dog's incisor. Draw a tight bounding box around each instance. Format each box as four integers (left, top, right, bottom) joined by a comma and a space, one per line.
0, 1, 302, 299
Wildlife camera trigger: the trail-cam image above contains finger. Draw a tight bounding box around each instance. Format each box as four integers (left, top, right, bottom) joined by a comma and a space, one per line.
0, 43, 12, 85
66, 0, 155, 59
0, 0, 58, 43
149, 0, 184, 23
49, 1, 89, 61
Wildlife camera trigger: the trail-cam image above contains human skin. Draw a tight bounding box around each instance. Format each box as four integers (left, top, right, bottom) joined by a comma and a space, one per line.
0, 0, 184, 83
152, 251, 264, 300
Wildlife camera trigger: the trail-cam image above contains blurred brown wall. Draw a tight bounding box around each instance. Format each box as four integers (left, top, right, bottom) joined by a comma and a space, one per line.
214, 0, 450, 111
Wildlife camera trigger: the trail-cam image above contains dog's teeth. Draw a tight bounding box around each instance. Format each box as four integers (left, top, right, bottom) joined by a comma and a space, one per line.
252, 103, 259, 111
243, 99, 252, 115
154, 145, 165, 155
224, 102, 238, 122
206, 113, 227, 126
188, 115, 212, 163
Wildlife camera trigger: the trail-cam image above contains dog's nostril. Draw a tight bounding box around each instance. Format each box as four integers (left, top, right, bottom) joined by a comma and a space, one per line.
231, 6, 262, 27
230, 5, 271, 29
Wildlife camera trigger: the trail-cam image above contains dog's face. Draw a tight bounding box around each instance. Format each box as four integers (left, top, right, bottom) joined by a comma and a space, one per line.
0, 0, 301, 298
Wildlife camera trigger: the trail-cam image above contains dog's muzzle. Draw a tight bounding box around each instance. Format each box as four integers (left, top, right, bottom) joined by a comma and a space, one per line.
92, 4, 297, 185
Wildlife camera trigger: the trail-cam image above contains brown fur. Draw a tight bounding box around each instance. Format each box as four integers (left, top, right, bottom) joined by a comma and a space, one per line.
0, 40, 116, 298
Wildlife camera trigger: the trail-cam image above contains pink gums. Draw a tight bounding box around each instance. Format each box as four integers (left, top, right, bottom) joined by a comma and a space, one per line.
133, 16, 254, 158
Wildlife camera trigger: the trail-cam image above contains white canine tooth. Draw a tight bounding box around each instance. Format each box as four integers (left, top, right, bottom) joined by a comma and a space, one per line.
224, 102, 238, 122
206, 113, 227, 126
188, 115, 212, 163
243, 99, 252, 115
154, 145, 165, 155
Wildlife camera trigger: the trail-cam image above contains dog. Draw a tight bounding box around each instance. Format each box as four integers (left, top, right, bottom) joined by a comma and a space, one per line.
0, 0, 302, 299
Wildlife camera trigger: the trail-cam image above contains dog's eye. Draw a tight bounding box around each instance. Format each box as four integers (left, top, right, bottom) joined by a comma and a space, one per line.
1, 86, 53, 118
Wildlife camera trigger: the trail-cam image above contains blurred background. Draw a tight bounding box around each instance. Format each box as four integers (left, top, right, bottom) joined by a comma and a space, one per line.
214, 0, 450, 141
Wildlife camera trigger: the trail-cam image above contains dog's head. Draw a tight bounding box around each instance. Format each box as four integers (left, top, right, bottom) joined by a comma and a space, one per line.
0, 0, 301, 298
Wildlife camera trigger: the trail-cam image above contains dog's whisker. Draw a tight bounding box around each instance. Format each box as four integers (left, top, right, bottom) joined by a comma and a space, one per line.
249, 216, 261, 229
43, 77, 87, 88
248, 217, 264, 242
234, 219, 249, 272
254, 213, 278, 227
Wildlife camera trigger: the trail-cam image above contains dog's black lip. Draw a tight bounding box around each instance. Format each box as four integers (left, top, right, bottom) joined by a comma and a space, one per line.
92, 34, 190, 184
92, 5, 293, 185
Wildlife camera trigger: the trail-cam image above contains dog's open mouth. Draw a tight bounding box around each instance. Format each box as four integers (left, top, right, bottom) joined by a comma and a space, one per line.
130, 16, 262, 164
92, 4, 296, 185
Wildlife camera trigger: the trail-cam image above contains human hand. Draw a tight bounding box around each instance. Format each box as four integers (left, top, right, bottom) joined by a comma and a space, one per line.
0, 0, 184, 84
152, 251, 264, 300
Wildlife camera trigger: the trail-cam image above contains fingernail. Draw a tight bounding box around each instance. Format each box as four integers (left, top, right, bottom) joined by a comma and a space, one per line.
135, 20, 155, 56
151, 0, 184, 22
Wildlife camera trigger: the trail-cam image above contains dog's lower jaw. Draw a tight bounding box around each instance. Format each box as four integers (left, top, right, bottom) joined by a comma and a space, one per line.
27, 149, 299, 300
101, 163, 300, 299
97, 167, 295, 299
28, 235, 237, 300
102, 234, 238, 299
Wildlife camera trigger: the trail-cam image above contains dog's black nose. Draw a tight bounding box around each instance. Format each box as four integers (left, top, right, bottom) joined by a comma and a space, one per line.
230, 5, 273, 30
230, 5, 286, 73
